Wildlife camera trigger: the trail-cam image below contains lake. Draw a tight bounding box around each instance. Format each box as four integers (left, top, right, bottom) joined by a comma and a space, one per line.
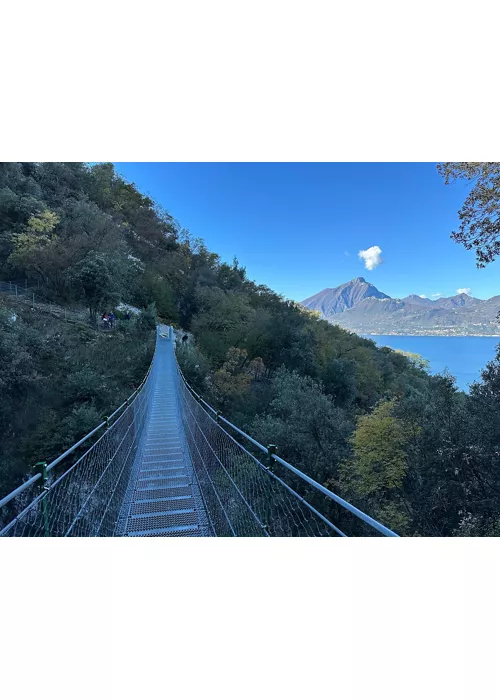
366, 335, 500, 391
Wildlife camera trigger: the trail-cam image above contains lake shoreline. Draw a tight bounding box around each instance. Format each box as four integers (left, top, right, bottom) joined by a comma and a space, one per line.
362, 333, 500, 338
365, 335, 499, 391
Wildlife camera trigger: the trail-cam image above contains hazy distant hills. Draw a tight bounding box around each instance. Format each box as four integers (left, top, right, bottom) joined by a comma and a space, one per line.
301, 278, 500, 336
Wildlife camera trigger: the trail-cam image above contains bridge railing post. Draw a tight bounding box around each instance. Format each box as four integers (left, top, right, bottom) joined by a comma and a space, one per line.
264, 445, 277, 533
267, 444, 277, 469
34, 461, 50, 537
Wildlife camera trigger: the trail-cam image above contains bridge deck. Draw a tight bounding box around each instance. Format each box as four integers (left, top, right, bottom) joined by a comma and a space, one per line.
117, 328, 211, 537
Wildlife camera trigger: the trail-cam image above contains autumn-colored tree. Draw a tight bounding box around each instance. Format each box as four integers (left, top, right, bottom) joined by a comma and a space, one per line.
342, 400, 408, 497
339, 400, 411, 532
211, 348, 252, 407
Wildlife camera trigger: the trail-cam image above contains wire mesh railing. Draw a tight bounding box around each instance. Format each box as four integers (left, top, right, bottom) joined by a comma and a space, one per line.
0, 353, 156, 537
178, 384, 341, 536
175, 360, 398, 538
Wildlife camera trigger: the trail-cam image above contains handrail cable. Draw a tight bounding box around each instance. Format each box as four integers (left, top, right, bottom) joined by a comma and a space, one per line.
187, 396, 347, 537
0, 351, 156, 512
0, 361, 153, 536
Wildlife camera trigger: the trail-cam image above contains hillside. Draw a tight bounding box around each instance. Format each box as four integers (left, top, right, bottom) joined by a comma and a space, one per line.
301, 279, 500, 335
0, 295, 155, 498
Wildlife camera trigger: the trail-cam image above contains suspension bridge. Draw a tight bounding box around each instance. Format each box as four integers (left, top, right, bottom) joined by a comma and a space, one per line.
0, 326, 398, 537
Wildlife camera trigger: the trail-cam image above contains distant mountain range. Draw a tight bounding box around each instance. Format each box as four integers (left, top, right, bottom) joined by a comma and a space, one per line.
301, 278, 500, 336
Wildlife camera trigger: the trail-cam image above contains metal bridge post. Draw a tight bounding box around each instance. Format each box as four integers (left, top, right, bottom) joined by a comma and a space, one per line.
34, 461, 50, 537
264, 445, 277, 532
267, 444, 277, 469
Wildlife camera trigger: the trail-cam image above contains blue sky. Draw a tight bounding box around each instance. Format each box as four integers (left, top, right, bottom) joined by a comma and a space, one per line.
113, 163, 500, 302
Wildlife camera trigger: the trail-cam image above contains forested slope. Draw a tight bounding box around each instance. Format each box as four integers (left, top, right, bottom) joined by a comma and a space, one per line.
2, 162, 500, 535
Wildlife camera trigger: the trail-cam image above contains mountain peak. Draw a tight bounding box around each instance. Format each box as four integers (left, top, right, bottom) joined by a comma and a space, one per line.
437, 293, 481, 308
301, 278, 389, 317
402, 294, 436, 307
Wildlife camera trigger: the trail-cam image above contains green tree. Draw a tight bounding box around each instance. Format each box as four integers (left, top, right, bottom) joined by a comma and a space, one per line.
437, 162, 500, 266
135, 303, 157, 332
251, 368, 353, 484
394, 349, 430, 372
66, 251, 124, 324
191, 288, 256, 363
392, 374, 468, 536
453, 346, 500, 534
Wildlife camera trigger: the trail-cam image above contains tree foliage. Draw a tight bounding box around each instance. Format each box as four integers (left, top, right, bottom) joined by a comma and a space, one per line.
66, 251, 125, 323
437, 162, 500, 266
343, 400, 408, 497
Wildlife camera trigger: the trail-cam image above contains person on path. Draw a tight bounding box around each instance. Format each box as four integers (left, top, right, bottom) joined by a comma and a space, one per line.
109, 311, 115, 329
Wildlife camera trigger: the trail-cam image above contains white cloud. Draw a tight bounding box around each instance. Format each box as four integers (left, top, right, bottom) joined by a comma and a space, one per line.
430, 293, 442, 298
457, 287, 471, 295
358, 245, 382, 271
419, 294, 427, 298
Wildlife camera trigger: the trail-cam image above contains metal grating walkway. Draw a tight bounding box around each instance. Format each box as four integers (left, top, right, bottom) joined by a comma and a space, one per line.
117, 327, 212, 537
